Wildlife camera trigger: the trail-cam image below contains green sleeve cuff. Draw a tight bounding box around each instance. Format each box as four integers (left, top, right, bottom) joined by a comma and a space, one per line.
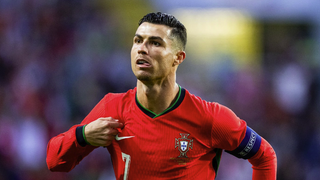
76, 125, 90, 147
82, 125, 90, 145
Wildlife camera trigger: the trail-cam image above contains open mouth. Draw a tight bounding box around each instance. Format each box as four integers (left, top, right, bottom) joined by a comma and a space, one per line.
136, 59, 151, 67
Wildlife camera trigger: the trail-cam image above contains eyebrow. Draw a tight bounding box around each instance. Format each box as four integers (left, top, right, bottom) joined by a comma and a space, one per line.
134, 34, 165, 42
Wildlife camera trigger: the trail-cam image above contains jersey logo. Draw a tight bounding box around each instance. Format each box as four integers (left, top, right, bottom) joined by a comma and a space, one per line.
115, 134, 135, 141
175, 133, 193, 157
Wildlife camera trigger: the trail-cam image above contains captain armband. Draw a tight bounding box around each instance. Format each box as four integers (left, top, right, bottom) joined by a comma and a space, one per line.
226, 126, 262, 159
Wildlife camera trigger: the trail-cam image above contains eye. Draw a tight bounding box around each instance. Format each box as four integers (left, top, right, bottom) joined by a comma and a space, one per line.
152, 41, 161, 46
134, 38, 142, 44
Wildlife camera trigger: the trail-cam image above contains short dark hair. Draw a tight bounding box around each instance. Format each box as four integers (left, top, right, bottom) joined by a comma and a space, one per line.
138, 12, 187, 50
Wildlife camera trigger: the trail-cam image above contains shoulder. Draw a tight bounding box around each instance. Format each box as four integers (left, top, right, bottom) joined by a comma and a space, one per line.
183, 88, 220, 113
183, 88, 240, 123
98, 88, 136, 119
103, 88, 136, 104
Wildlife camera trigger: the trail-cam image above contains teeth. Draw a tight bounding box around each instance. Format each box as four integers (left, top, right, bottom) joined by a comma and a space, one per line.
138, 60, 147, 64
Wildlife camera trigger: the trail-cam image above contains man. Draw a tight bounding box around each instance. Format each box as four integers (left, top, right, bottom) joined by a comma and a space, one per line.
47, 12, 277, 180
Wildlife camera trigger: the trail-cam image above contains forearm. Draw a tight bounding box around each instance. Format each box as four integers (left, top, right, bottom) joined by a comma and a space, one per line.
46, 125, 96, 172
249, 138, 277, 180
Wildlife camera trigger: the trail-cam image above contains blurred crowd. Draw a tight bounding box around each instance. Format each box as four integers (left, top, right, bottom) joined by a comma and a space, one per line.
0, 0, 319, 180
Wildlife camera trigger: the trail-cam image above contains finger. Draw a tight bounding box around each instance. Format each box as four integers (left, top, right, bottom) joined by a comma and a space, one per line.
106, 135, 117, 141
107, 128, 119, 136
105, 121, 123, 129
96, 134, 116, 141
90, 139, 108, 147
98, 117, 118, 122
97, 117, 124, 127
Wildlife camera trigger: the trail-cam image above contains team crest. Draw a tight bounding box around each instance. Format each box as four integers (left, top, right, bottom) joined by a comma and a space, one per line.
175, 133, 193, 157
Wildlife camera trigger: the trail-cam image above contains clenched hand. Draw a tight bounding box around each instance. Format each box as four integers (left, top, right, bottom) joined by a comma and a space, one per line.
84, 117, 123, 146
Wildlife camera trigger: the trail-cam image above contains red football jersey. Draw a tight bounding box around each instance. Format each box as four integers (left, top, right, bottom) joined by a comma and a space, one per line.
47, 86, 276, 180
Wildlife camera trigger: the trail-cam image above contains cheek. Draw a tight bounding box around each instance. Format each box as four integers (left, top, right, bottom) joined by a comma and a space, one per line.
130, 48, 136, 65
163, 53, 175, 66
158, 56, 175, 72
130, 46, 135, 58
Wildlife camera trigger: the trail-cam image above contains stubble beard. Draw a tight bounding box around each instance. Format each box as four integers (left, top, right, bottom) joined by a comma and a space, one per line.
137, 75, 151, 82
135, 71, 153, 82
135, 71, 164, 85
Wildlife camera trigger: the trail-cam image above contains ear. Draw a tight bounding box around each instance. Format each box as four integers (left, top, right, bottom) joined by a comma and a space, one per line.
173, 50, 186, 66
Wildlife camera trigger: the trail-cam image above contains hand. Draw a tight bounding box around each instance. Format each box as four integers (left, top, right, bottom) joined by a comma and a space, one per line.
84, 117, 123, 146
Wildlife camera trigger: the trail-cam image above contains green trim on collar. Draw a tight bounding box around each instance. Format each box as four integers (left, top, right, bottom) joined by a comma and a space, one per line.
136, 85, 183, 118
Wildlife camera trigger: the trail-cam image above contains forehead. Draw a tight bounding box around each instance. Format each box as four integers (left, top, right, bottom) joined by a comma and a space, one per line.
135, 22, 173, 40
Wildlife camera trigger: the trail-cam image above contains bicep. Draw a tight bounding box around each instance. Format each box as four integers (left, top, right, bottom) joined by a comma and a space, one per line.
211, 103, 247, 151
225, 126, 262, 159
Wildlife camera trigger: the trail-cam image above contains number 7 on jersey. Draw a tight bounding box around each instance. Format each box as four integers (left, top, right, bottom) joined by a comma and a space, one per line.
121, 152, 131, 180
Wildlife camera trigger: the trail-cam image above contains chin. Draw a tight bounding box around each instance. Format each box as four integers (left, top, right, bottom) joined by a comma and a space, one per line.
137, 76, 152, 82
135, 73, 152, 82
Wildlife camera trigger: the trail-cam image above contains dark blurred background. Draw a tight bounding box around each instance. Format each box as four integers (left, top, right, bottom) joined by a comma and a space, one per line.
0, 0, 319, 180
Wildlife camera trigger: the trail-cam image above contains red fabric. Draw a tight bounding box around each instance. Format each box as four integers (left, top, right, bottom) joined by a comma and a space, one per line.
46, 125, 95, 172
249, 138, 277, 180
46, 88, 277, 179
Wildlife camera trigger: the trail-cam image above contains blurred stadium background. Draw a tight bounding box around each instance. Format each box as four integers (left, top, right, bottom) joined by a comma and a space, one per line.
0, 0, 319, 179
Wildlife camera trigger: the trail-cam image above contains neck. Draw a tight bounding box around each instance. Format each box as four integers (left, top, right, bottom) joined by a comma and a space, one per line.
136, 79, 180, 115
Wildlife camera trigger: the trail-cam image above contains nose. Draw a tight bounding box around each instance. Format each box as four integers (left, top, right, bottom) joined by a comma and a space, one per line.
137, 42, 148, 55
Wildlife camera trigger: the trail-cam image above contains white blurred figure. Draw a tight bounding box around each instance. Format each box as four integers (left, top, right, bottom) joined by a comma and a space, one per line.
273, 62, 310, 115
16, 116, 47, 170
216, 153, 252, 180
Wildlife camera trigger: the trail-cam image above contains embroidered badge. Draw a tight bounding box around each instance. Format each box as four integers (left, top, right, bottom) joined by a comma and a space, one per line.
175, 133, 193, 157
